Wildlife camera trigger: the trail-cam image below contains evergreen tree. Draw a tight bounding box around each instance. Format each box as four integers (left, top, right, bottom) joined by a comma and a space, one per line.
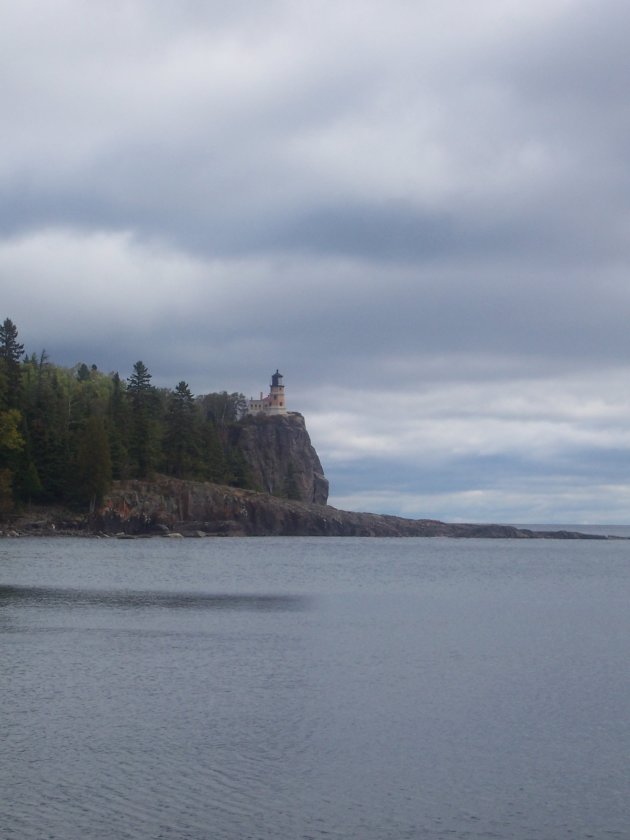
108, 373, 130, 479
227, 446, 253, 489
201, 421, 229, 484
0, 408, 24, 453
0, 318, 25, 409
127, 360, 152, 403
76, 363, 90, 382
20, 355, 50, 499
127, 361, 158, 478
0, 366, 6, 413
0, 408, 24, 516
163, 381, 200, 478
0, 328, 274, 509
27, 367, 73, 501
14, 457, 43, 507
73, 415, 112, 511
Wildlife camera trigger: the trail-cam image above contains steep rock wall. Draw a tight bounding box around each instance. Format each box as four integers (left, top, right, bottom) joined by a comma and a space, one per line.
229, 412, 328, 505
92, 476, 608, 539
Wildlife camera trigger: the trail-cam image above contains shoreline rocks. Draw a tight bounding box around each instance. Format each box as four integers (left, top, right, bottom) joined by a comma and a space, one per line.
1, 476, 615, 539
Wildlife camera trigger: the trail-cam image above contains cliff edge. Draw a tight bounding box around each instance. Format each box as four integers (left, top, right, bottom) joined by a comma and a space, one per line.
89, 476, 608, 539
230, 412, 329, 505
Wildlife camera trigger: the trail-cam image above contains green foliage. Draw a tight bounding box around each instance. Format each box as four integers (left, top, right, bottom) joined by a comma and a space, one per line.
0, 318, 25, 409
0, 468, 14, 518
199, 391, 246, 427
226, 446, 252, 489
0, 409, 24, 454
72, 415, 112, 511
76, 363, 91, 382
128, 360, 152, 396
200, 422, 230, 484
162, 381, 201, 479
0, 408, 25, 516
108, 373, 130, 479
0, 316, 265, 513
127, 361, 160, 479
14, 458, 43, 505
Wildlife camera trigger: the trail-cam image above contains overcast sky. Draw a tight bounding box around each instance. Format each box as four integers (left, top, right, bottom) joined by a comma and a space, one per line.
2, 0, 630, 523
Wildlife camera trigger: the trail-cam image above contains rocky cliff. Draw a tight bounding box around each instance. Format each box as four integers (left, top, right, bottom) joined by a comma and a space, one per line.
229, 412, 329, 505
89, 476, 608, 539
2, 414, 611, 540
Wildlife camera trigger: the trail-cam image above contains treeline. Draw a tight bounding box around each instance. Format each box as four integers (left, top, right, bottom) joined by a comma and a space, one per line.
0, 317, 254, 516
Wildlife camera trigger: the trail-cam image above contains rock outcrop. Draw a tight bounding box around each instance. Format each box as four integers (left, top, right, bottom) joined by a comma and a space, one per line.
229, 412, 328, 505
90, 476, 609, 539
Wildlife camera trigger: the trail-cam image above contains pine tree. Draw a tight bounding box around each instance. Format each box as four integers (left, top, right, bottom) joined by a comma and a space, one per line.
76, 363, 90, 382
109, 373, 130, 479
201, 421, 229, 483
14, 458, 43, 507
25, 366, 72, 501
227, 446, 253, 489
73, 415, 112, 512
163, 381, 200, 478
0, 318, 25, 409
127, 361, 158, 478
0, 407, 24, 516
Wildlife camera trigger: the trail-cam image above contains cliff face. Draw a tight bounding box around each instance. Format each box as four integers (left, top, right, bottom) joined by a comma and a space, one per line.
229, 412, 329, 505
91, 476, 608, 539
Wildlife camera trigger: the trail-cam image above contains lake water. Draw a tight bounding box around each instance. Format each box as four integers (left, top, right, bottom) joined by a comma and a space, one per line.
2, 536, 630, 839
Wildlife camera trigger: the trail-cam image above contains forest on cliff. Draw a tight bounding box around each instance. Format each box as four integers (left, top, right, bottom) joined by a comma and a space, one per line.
0, 317, 265, 516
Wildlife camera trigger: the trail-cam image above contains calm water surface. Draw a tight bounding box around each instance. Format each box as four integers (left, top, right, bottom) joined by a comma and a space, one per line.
2, 536, 630, 839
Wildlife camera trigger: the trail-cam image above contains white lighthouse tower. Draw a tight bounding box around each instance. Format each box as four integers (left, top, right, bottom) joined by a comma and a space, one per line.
268, 369, 286, 413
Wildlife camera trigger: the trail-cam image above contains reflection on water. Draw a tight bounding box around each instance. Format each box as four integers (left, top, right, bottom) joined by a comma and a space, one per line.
2, 536, 630, 840
0, 585, 310, 611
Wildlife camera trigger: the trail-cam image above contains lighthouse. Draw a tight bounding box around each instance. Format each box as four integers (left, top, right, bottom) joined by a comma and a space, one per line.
246, 370, 288, 415
269, 370, 286, 413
